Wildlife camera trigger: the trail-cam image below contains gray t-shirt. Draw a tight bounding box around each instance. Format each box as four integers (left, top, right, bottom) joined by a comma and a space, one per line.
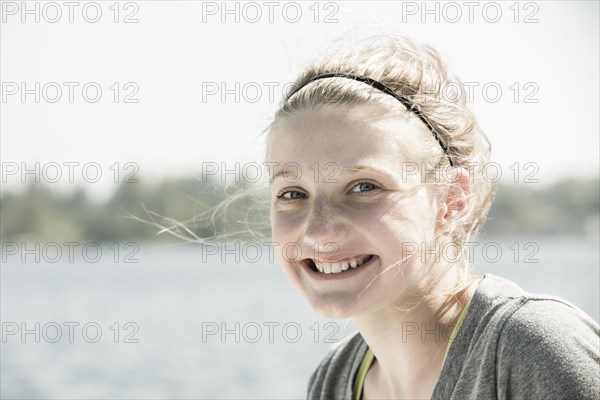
307, 274, 600, 399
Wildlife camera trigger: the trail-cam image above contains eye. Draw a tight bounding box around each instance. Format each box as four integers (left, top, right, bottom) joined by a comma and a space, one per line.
277, 190, 307, 200
350, 181, 381, 194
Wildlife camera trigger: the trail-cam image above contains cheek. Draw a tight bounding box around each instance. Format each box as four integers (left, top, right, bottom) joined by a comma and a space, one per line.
351, 200, 438, 252
388, 189, 439, 232
270, 210, 305, 263
271, 210, 304, 240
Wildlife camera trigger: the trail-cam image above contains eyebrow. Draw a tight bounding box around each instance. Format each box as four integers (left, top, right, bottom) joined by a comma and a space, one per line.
271, 169, 299, 182
271, 164, 392, 182
340, 165, 392, 178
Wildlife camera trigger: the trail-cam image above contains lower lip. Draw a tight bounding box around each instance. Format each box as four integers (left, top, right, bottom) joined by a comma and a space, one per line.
301, 256, 378, 281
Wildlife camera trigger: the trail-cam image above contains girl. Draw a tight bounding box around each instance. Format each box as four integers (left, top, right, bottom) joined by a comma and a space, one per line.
267, 35, 599, 399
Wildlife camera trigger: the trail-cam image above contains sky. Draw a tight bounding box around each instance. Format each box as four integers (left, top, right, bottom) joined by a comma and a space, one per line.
1, 0, 599, 201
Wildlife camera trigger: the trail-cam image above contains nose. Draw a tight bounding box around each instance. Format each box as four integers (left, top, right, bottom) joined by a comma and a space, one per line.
302, 196, 348, 252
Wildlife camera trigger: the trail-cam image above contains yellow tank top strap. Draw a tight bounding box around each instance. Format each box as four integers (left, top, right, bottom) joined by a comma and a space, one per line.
353, 347, 375, 400
443, 298, 472, 365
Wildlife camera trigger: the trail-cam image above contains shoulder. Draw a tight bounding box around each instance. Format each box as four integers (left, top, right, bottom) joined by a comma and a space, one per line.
496, 296, 600, 398
307, 331, 367, 400
498, 296, 599, 347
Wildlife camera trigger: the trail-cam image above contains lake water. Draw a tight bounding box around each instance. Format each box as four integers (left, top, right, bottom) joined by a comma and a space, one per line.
1, 235, 598, 399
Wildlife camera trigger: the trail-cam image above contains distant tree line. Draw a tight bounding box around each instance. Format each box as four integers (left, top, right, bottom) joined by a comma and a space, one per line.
1, 176, 598, 242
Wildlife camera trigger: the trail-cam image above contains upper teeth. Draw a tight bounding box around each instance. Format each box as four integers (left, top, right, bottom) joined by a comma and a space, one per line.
315, 256, 370, 274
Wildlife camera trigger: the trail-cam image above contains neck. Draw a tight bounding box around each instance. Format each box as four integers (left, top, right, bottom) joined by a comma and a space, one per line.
353, 270, 478, 399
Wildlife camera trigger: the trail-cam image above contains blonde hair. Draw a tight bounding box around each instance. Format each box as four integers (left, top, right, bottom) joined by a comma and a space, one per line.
146, 33, 496, 320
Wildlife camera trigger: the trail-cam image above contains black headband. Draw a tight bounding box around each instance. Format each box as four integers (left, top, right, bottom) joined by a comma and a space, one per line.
285, 73, 454, 166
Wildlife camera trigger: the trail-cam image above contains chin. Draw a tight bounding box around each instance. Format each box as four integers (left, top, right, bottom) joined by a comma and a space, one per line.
308, 293, 362, 320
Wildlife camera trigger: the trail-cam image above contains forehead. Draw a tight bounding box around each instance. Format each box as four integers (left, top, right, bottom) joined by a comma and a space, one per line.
268, 106, 426, 173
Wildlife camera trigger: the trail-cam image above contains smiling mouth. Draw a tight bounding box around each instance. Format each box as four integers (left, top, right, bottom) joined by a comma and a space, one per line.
303, 254, 375, 274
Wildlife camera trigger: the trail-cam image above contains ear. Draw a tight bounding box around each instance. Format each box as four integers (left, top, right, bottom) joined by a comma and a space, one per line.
443, 167, 470, 219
